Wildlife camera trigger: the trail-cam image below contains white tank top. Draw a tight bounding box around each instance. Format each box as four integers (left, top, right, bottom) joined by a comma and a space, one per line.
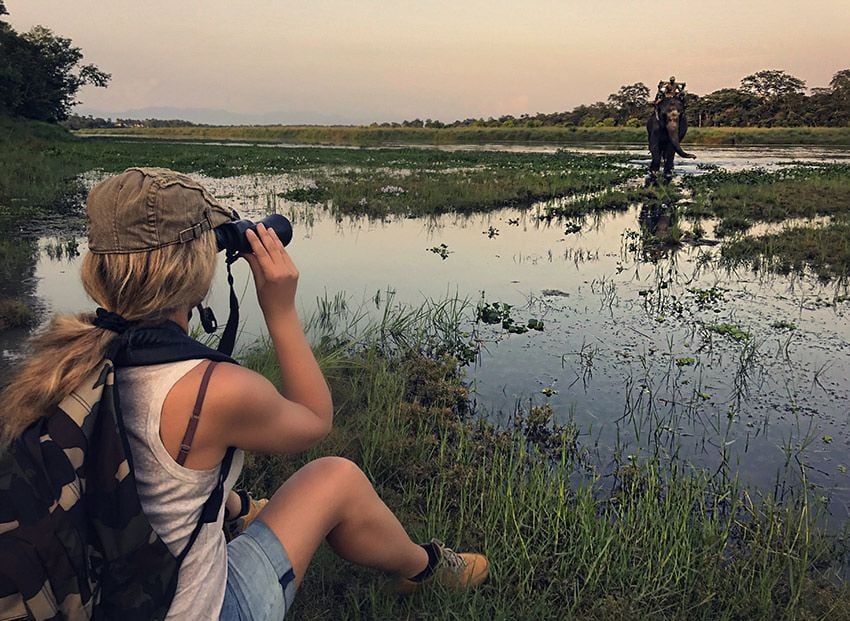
117, 359, 244, 620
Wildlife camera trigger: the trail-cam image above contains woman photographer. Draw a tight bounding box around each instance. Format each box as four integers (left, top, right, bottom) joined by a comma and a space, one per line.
1, 168, 487, 620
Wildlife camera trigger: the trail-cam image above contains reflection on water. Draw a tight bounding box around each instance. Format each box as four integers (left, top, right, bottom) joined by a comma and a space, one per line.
4, 146, 850, 513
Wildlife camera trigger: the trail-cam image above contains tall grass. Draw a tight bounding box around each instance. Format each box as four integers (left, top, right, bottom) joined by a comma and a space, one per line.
76, 125, 850, 147
237, 296, 850, 620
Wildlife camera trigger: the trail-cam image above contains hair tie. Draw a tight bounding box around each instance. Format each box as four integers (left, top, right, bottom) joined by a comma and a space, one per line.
93, 308, 133, 334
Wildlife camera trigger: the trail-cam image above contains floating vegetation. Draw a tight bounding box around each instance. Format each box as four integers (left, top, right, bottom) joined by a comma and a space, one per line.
527, 318, 545, 331
541, 289, 570, 298
706, 323, 751, 342
476, 301, 513, 325
687, 286, 727, 310
476, 301, 545, 335
427, 243, 452, 259
771, 319, 798, 331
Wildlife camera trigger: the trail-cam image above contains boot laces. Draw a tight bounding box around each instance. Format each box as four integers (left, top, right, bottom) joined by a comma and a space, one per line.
434, 540, 467, 574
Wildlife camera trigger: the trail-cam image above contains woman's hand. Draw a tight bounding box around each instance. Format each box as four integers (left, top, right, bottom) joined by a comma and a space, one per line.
242, 223, 299, 318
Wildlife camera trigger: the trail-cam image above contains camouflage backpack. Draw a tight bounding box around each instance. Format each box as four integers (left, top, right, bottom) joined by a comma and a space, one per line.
0, 323, 236, 620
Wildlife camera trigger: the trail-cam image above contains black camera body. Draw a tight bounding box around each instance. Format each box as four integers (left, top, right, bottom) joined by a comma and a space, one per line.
199, 213, 295, 352
214, 213, 293, 254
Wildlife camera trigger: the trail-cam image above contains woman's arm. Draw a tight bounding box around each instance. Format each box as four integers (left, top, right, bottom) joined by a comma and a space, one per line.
243, 223, 333, 430
201, 223, 333, 455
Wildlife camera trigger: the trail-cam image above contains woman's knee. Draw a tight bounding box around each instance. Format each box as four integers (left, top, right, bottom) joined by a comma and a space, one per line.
295, 456, 370, 494
260, 457, 370, 528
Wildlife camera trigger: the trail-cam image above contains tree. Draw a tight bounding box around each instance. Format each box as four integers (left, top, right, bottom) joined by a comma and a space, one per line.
608, 83, 649, 110
689, 88, 760, 127
0, 8, 109, 122
830, 69, 850, 95
607, 83, 650, 124
740, 70, 805, 100
815, 69, 850, 126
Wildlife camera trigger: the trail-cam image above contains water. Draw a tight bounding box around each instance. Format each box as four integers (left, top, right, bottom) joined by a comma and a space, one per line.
3, 144, 850, 516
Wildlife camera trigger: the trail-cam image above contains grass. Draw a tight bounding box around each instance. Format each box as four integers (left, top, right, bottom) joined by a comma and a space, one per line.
1, 115, 640, 225
75, 125, 850, 147
722, 222, 850, 281
0, 117, 87, 226
233, 299, 850, 620
685, 166, 850, 237
677, 165, 850, 280
282, 155, 637, 217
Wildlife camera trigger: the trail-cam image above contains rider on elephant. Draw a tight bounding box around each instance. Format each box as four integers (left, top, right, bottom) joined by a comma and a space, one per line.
655, 76, 686, 104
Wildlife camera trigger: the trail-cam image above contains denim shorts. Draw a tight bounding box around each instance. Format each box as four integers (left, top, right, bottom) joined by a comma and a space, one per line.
220, 519, 297, 620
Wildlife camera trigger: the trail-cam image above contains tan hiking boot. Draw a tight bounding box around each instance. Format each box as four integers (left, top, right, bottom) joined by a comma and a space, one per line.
395, 539, 489, 595
225, 493, 268, 540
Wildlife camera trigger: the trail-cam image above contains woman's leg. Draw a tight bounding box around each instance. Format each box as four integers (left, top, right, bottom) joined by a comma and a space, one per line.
255, 456, 428, 589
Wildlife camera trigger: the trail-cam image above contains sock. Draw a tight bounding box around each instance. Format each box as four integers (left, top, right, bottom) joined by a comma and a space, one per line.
408, 542, 441, 582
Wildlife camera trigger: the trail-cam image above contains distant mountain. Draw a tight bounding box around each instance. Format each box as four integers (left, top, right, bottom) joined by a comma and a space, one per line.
72, 106, 363, 126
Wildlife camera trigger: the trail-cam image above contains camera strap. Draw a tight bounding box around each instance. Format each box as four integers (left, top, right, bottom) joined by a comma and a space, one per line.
217, 249, 240, 357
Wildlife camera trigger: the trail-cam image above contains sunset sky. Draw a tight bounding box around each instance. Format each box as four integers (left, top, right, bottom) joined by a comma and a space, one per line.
6, 0, 850, 124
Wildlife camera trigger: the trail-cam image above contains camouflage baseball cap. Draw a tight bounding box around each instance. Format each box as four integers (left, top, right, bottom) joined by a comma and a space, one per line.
86, 167, 235, 254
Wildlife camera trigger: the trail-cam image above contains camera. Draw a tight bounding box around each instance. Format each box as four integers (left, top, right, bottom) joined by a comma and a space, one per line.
214, 213, 293, 254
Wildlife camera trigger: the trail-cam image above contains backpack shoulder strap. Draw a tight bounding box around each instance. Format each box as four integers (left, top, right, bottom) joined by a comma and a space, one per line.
178, 446, 236, 562
176, 361, 218, 466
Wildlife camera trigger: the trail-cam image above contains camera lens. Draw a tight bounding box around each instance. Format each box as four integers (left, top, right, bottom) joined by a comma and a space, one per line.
215, 214, 293, 254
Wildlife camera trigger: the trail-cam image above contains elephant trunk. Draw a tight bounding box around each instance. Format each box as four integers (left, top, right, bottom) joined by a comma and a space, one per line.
666, 116, 695, 159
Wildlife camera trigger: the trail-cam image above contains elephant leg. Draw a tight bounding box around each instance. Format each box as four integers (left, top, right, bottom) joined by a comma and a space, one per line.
662, 146, 675, 183
646, 133, 662, 186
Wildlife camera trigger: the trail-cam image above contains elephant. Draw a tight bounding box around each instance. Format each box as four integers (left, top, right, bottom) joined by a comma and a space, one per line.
646, 96, 696, 185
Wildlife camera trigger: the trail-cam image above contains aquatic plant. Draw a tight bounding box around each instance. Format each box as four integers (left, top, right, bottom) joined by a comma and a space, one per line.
427, 244, 452, 260
706, 323, 751, 342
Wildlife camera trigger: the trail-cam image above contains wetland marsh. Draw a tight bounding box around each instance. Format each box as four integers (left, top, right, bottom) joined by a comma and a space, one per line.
4, 126, 850, 617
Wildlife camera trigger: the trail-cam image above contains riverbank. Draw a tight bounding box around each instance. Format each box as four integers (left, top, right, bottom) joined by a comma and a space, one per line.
238, 304, 850, 619
75, 124, 850, 147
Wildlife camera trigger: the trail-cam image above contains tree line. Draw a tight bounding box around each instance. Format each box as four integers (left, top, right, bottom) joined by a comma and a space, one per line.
390, 70, 849, 130
61, 69, 850, 131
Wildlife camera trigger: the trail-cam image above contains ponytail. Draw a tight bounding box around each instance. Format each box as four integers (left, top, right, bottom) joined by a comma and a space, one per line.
1, 313, 115, 441
0, 231, 217, 442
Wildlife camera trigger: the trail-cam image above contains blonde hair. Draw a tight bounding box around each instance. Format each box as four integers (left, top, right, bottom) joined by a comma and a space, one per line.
0, 232, 218, 441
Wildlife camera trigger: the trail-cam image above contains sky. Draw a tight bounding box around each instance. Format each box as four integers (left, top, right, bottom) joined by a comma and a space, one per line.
6, 0, 850, 125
